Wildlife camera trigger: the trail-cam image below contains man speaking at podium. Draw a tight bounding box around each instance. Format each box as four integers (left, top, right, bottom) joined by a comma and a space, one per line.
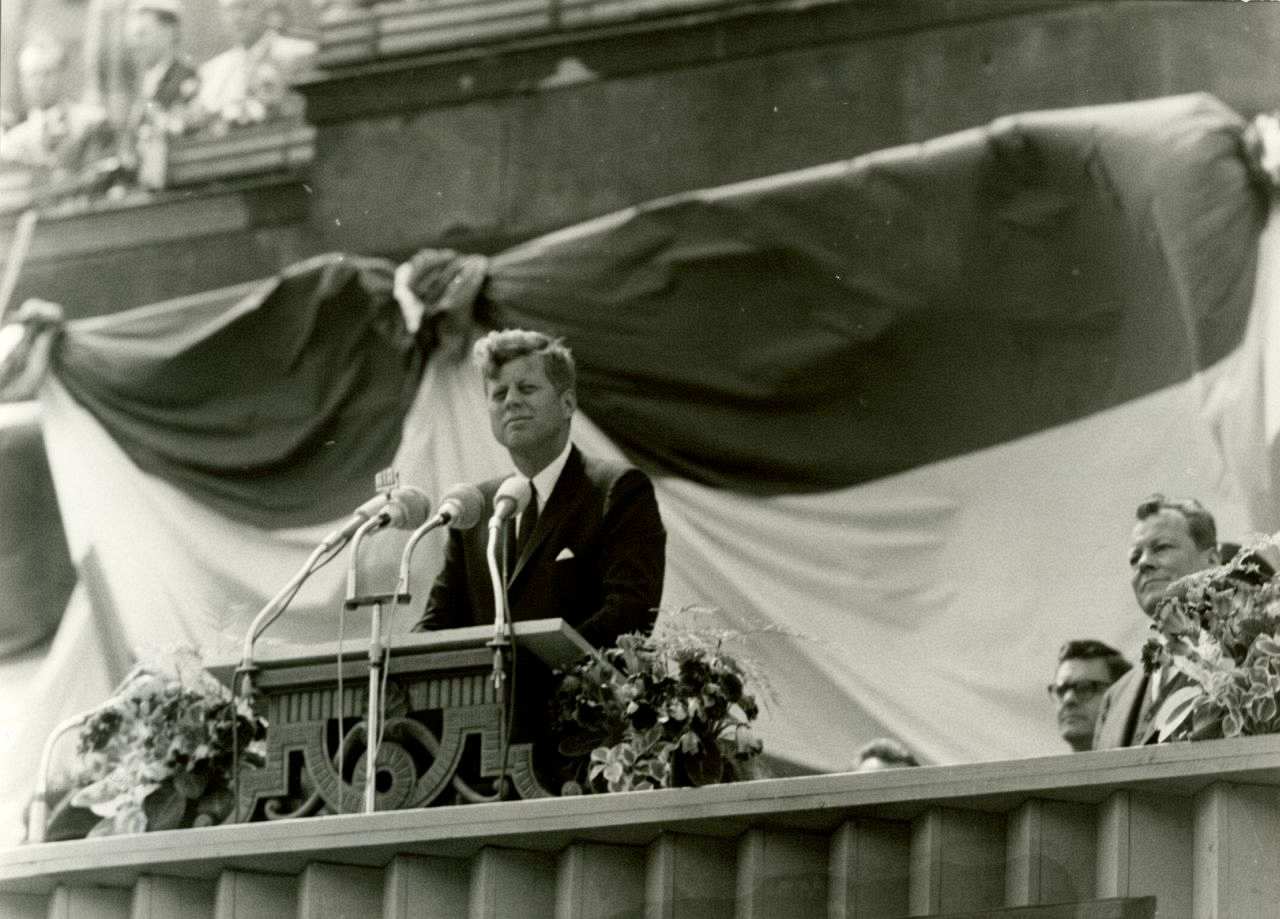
413, 329, 666, 649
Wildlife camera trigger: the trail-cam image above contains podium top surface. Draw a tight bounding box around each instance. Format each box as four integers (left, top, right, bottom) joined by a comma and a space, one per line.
207, 618, 595, 684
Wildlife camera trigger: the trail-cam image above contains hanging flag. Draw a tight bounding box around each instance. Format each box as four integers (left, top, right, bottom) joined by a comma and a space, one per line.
2, 94, 1274, 841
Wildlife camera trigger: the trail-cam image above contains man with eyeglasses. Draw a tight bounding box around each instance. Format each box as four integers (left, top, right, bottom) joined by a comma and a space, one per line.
1049, 640, 1131, 752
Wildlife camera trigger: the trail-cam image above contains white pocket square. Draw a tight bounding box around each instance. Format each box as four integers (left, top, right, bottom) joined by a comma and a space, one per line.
555, 548, 575, 561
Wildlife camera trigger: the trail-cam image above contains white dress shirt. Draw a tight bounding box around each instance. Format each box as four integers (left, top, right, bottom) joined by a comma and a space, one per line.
518, 439, 572, 537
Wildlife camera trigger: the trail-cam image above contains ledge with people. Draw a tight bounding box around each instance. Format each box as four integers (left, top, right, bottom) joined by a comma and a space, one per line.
1, 87, 1279, 917
8, 315, 1280, 841
1046, 497, 1280, 756
0, 0, 315, 211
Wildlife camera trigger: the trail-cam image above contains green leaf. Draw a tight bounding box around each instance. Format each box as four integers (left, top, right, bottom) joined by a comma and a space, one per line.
683, 741, 723, 787
195, 787, 234, 823
142, 782, 187, 832
86, 816, 119, 839
1155, 686, 1202, 742
172, 769, 207, 800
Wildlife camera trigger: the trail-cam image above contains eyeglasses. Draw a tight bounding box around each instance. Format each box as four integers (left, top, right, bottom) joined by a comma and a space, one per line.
1046, 679, 1111, 702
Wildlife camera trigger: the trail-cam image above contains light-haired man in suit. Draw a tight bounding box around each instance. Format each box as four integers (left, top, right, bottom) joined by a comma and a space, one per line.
196, 0, 314, 127
1092, 495, 1219, 749
1, 38, 110, 173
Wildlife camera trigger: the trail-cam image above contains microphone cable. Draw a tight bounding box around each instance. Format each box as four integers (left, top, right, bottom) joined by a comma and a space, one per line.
371, 592, 399, 790
501, 625, 519, 801
335, 594, 348, 814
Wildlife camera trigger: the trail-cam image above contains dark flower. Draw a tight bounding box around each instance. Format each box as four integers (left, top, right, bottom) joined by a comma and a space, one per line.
720, 671, 744, 700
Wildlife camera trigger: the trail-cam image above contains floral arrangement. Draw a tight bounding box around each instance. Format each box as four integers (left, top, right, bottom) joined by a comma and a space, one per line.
550, 612, 764, 794
67, 649, 267, 837
1147, 542, 1280, 742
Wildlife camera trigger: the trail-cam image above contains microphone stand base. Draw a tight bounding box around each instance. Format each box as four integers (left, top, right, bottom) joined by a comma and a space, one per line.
486, 637, 509, 691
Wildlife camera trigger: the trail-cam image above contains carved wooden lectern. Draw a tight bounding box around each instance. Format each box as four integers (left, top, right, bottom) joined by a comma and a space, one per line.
209, 619, 593, 821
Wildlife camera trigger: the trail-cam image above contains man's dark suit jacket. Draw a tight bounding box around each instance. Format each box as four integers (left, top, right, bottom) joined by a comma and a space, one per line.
126, 59, 199, 139
149, 59, 199, 109
413, 446, 665, 649
1092, 667, 1154, 749
1095, 662, 1199, 749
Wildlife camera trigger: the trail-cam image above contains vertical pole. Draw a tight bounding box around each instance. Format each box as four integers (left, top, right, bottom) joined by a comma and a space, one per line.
364, 601, 383, 813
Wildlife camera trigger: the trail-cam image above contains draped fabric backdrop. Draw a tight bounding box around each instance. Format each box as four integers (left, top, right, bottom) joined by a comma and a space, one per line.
1, 93, 1276, 843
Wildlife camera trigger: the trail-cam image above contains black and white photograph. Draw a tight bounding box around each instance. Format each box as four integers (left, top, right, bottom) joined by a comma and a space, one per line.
1, 0, 1278, 916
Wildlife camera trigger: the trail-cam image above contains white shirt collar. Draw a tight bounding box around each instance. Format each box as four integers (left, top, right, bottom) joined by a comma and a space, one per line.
523, 438, 572, 514
141, 58, 174, 101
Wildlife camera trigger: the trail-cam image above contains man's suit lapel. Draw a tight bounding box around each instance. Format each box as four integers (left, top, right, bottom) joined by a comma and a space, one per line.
508, 447, 585, 588
155, 62, 183, 104
1134, 667, 1182, 745
1111, 668, 1149, 747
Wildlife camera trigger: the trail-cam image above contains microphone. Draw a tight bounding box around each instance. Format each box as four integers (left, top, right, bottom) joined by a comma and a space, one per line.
484, 478, 532, 695
319, 487, 431, 549
394, 484, 485, 605
379, 486, 432, 530
489, 476, 532, 530
319, 492, 394, 550
425, 483, 485, 531
343, 486, 430, 608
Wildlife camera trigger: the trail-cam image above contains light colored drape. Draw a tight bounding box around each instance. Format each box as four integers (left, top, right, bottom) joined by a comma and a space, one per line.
1, 111, 1274, 849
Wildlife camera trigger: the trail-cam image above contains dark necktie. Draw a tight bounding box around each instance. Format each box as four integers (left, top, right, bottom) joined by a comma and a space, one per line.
516, 483, 539, 557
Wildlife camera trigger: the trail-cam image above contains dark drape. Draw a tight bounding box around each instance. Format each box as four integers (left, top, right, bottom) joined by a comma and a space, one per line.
32, 93, 1267, 525
53, 254, 424, 527
480, 93, 1265, 493
0, 404, 75, 653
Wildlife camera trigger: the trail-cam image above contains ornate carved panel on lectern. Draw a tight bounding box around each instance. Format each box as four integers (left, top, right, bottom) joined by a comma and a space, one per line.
210, 620, 593, 820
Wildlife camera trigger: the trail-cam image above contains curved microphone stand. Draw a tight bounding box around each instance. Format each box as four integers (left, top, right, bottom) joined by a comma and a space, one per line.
28, 664, 149, 842
28, 709, 101, 843
238, 540, 339, 695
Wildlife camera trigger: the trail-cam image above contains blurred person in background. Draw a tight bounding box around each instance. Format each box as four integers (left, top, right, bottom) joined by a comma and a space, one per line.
0, 37, 111, 175
123, 0, 198, 133
853, 738, 919, 772
196, 0, 315, 130
118, 0, 198, 185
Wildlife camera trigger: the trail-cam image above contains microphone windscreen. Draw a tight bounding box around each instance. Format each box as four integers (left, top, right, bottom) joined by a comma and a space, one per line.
385, 486, 432, 529
495, 475, 532, 515
443, 483, 485, 529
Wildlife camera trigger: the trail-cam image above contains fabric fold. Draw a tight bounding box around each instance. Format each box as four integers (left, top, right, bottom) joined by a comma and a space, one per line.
52, 254, 425, 527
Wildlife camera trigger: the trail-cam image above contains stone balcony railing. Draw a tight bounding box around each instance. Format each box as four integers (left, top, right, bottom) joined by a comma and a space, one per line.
0, 735, 1277, 918
163, 121, 317, 189
315, 0, 768, 68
